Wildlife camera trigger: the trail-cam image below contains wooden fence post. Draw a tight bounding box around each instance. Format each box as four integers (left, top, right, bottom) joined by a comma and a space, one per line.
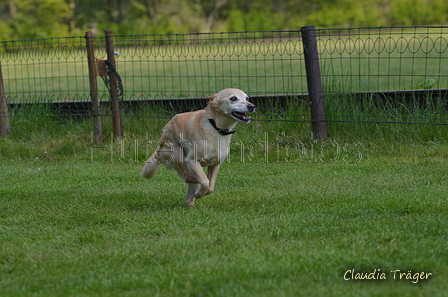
301, 26, 328, 140
85, 31, 103, 144
0, 63, 10, 136
104, 29, 123, 140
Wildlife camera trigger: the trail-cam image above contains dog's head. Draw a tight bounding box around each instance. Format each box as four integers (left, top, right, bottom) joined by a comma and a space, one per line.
207, 88, 256, 124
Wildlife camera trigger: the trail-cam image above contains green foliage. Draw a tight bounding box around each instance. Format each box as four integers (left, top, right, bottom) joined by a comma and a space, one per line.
1, 0, 448, 40
7, 0, 72, 39
307, 0, 388, 27
0, 20, 13, 40
390, 0, 448, 25
416, 78, 437, 89
226, 9, 245, 32
226, 8, 286, 32
245, 8, 276, 31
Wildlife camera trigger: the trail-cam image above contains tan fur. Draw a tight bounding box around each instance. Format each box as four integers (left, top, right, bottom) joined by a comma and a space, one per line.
142, 88, 255, 206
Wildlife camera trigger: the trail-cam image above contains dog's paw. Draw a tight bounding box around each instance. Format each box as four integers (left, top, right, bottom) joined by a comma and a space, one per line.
184, 197, 195, 207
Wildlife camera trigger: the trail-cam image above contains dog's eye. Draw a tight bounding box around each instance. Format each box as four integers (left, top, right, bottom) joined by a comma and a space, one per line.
230, 96, 238, 101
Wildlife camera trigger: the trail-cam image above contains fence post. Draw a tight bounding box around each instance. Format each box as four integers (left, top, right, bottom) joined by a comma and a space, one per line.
104, 29, 123, 140
85, 31, 103, 144
0, 63, 10, 136
301, 26, 327, 140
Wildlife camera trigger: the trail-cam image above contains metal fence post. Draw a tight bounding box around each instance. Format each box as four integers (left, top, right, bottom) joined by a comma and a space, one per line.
85, 31, 103, 144
301, 26, 327, 140
104, 29, 123, 139
0, 63, 10, 136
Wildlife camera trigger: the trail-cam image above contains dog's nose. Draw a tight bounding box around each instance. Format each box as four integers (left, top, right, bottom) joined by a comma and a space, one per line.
247, 104, 256, 112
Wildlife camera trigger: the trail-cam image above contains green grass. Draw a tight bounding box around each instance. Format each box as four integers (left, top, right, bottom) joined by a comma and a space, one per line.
1, 115, 448, 296
1, 150, 447, 296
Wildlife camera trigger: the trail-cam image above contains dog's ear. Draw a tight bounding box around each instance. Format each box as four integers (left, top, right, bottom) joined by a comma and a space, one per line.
206, 94, 217, 106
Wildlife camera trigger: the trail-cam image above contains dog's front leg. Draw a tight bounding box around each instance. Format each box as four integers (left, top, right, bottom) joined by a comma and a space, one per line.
184, 164, 219, 206
185, 162, 210, 200
185, 183, 200, 206
206, 164, 220, 195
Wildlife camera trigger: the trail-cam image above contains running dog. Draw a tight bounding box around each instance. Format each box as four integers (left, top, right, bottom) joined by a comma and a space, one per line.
142, 88, 256, 206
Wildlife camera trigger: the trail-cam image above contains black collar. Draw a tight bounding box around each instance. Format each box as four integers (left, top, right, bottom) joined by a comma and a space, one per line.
208, 119, 236, 135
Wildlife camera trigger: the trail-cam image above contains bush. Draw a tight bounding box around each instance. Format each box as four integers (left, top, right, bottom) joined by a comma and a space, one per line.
390, 0, 448, 25
225, 9, 246, 32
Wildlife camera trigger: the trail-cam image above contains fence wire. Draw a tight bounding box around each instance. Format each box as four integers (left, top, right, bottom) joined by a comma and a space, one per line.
0, 27, 447, 125
316, 26, 448, 125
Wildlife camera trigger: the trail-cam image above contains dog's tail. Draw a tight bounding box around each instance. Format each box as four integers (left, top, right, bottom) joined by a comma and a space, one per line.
141, 150, 161, 180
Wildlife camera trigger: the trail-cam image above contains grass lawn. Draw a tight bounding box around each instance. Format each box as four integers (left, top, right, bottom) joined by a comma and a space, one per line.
1, 139, 447, 296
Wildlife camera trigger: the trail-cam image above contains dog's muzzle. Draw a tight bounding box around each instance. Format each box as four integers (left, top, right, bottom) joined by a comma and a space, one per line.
247, 104, 256, 113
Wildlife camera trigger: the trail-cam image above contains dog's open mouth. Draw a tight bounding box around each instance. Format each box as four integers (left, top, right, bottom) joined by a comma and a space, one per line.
231, 111, 250, 123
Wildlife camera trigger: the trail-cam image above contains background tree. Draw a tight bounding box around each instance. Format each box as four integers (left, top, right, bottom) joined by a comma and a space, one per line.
0, 0, 447, 40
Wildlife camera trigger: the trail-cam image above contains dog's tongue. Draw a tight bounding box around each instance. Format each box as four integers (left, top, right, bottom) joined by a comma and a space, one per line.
233, 112, 249, 121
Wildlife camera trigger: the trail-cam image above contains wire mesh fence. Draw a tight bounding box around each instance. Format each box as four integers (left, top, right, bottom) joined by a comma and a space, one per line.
316, 26, 448, 125
0, 26, 447, 128
95, 30, 308, 121
0, 36, 90, 104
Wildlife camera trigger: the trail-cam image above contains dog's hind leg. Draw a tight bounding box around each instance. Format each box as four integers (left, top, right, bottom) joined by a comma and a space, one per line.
141, 154, 161, 179
142, 139, 173, 179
